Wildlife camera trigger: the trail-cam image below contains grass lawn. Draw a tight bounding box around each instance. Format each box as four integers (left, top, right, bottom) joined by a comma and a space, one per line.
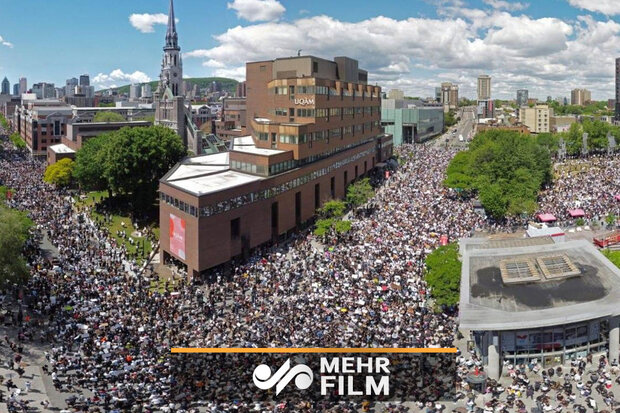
74, 190, 160, 264
603, 250, 620, 269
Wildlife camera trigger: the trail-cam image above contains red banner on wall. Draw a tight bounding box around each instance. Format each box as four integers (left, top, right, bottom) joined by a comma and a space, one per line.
169, 213, 186, 260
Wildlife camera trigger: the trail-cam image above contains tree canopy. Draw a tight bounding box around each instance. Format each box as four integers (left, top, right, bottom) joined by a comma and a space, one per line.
44, 158, 74, 187
0, 206, 33, 287
424, 243, 461, 309
444, 129, 552, 219
345, 178, 374, 208
73, 126, 186, 208
314, 199, 351, 237
93, 112, 126, 122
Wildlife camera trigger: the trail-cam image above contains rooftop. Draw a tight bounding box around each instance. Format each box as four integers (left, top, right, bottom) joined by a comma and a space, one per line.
49, 144, 75, 154
459, 238, 620, 331
230, 135, 285, 156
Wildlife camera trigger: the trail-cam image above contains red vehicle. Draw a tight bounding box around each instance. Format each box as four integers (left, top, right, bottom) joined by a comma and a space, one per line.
593, 230, 620, 248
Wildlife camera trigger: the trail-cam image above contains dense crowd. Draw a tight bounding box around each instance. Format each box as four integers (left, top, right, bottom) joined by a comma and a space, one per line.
538, 154, 620, 227
1, 122, 620, 411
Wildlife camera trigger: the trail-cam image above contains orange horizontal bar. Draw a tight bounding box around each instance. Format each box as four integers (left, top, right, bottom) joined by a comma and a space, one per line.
171, 348, 457, 354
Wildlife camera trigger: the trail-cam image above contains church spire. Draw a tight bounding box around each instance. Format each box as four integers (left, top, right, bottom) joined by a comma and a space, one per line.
165, 0, 178, 50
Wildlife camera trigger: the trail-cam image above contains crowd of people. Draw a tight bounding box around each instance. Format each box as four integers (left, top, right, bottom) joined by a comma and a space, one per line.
1, 121, 620, 411
537, 155, 620, 227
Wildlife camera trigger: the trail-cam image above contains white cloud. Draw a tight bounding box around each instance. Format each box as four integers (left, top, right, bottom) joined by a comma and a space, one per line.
184, 8, 620, 100
0, 35, 13, 48
93, 69, 151, 89
482, 0, 528, 11
567, 0, 620, 15
129, 13, 178, 33
227, 0, 285, 22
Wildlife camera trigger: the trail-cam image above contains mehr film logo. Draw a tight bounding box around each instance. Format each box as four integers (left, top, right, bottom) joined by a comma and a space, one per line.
253, 357, 390, 396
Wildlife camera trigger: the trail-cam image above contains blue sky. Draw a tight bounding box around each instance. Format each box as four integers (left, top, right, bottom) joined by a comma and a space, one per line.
1, 0, 620, 99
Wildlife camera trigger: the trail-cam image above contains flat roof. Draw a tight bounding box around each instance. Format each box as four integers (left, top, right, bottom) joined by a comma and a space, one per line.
168, 170, 262, 196
459, 238, 620, 331
231, 136, 284, 156
49, 144, 75, 154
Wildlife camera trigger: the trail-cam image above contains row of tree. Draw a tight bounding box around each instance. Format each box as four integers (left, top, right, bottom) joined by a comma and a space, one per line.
444, 130, 552, 219
536, 120, 620, 155
0, 187, 33, 287
44, 126, 187, 209
313, 178, 375, 237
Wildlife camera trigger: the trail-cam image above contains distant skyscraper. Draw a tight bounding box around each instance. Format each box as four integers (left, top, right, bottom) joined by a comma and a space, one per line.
477, 75, 491, 100
79, 74, 90, 86
236, 81, 246, 98
141, 83, 153, 98
516, 89, 528, 107
19, 77, 27, 95
129, 83, 142, 101
571, 88, 591, 106
155, 0, 182, 97
13, 84, 18, 96
440, 82, 459, 109
1, 77, 9, 95
66, 77, 78, 97
615, 58, 620, 122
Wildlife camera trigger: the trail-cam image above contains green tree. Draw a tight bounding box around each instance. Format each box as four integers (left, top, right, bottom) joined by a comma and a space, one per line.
93, 112, 126, 122
444, 130, 552, 219
345, 178, 374, 208
43, 158, 75, 187
424, 243, 462, 309
102, 126, 186, 207
73, 135, 110, 191
0, 207, 33, 287
606, 213, 617, 228
444, 110, 457, 128
318, 199, 346, 219
9, 132, 27, 149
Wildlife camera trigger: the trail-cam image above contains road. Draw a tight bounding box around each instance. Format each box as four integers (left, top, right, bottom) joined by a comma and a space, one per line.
433, 106, 477, 149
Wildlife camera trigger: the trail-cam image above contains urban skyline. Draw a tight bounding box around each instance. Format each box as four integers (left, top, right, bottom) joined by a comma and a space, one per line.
1, 0, 620, 99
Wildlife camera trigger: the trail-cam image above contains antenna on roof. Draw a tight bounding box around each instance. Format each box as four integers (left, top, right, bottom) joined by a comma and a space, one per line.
297, 49, 302, 56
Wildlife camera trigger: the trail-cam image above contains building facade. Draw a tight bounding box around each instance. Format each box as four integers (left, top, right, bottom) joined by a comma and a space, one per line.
13, 100, 73, 156
214, 97, 247, 141
159, 55, 391, 277
571, 88, 591, 106
440, 82, 459, 111
477, 75, 491, 100
381, 99, 444, 145
519, 104, 553, 133
387, 89, 405, 100
1, 77, 9, 95
18, 77, 27, 96
516, 89, 528, 107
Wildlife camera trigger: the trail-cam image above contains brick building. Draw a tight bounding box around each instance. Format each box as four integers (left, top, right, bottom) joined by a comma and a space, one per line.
159, 55, 392, 277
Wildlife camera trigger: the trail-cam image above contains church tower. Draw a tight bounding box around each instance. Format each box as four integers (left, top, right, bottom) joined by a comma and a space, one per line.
156, 0, 182, 98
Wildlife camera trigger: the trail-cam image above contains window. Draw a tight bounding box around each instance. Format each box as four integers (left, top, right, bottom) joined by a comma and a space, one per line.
329, 108, 341, 117
330, 128, 341, 139
312, 61, 318, 73
279, 134, 298, 144
316, 108, 328, 118
296, 108, 315, 117
259, 65, 266, 72
273, 108, 287, 116
297, 85, 315, 94
316, 86, 329, 95
258, 132, 268, 141
231, 218, 240, 239
274, 86, 288, 95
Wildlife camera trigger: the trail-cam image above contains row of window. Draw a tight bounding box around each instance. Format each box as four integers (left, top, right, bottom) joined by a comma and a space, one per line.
269, 85, 379, 99
253, 121, 379, 148
161, 146, 376, 218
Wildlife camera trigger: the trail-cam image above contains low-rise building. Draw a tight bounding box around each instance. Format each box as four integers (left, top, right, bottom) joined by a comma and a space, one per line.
14, 99, 73, 156
550, 115, 576, 133
214, 97, 246, 142
381, 99, 444, 145
519, 104, 553, 133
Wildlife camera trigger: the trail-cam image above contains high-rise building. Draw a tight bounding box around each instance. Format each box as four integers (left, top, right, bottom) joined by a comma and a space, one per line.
155, 0, 182, 98
79, 74, 90, 86
1, 77, 9, 95
519, 104, 553, 133
13, 84, 19, 96
129, 84, 142, 101
32, 82, 56, 99
65, 77, 78, 97
141, 83, 153, 98
19, 77, 27, 95
477, 75, 491, 100
571, 88, 591, 106
615, 58, 620, 122
516, 89, 528, 107
440, 82, 459, 110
